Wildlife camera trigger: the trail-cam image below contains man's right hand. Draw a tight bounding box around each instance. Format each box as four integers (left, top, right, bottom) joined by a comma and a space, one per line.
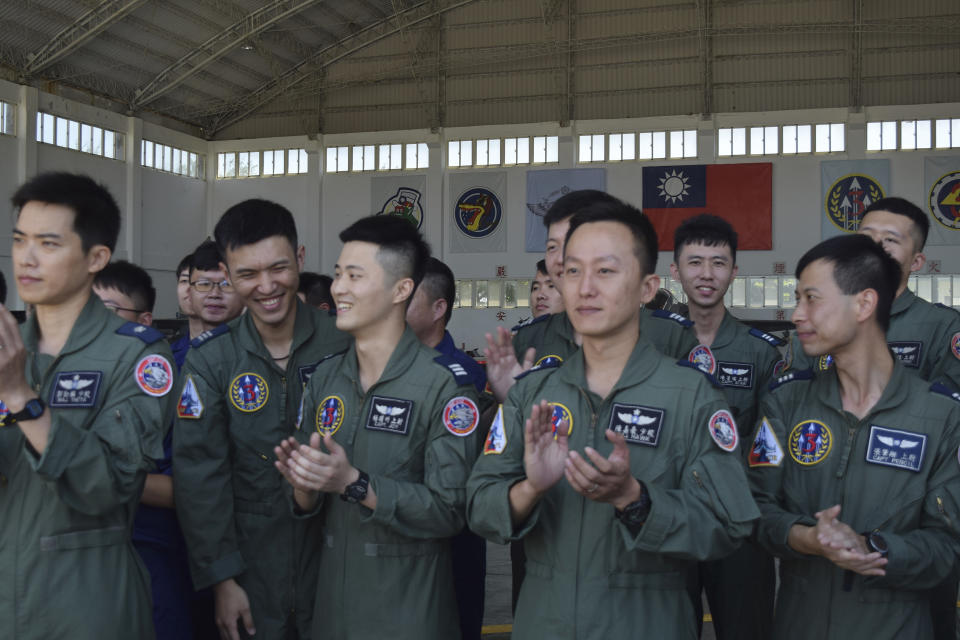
214, 578, 256, 640
484, 326, 535, 402
508, 400, 569, 525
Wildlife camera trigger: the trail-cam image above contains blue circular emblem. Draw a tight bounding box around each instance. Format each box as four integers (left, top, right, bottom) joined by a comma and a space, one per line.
788, 420, 833, 465
549, 402, 573, 437
535, 354, 563, 368
316, 395, 345, 436
825, 174, 885, 232
928, 171, 960, 232
229, 373, 269, 413
455, 187, 502, 238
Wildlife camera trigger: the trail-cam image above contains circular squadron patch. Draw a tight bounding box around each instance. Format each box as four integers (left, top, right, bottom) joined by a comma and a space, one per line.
688, 344, 717, 375
549, 402, 573, 437
229, 373, 269, 413
316, 395, 345, 436
788, 420, 833, 465
535, 354, 563, 368
443, 396, 480, 437
708, 410, 738, 452
952, 332, 960, 361
135, 355, 174, 397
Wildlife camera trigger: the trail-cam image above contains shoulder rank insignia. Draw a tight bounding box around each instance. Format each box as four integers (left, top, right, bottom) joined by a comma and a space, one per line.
191, 323, 230, 348
768, 368, 814, 392
514, 357, 562, 381
935, 302, 960, 315
434, 354, 477, 387
652, 309, 694, 327
749, 327, 786, 348
116, 322, 164, 344
674, 359, 721, 388
930, 382, 960, 405
512, 313, 549, 333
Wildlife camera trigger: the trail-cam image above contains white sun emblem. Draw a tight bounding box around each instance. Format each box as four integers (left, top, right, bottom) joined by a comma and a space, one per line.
658, 169, 691, 204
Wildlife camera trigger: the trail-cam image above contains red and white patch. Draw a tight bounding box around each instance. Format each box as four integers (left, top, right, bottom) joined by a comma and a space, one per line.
443, 396, 479, 437
951, 332, 960, 361
708, 409, 738, 452
135, 355, 174, 397
689, 344, 717, 375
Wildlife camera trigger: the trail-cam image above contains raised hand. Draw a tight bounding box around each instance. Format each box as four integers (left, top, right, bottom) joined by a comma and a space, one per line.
484, 326, 535, 402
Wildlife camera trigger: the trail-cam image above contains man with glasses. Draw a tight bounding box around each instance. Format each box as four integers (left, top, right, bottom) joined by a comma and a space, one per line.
187, 240, 245, 336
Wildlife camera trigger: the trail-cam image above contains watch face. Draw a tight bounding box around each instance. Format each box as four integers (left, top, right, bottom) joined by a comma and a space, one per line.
25, 399, 44, 417
868, 532, 888, 554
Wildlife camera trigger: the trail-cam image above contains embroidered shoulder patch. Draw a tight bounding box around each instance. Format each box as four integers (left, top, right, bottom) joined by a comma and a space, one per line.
443, 396, 479, 437
688, 344, 717, 375
788, 420, 832, 465
708, 409, 738, 452
316, 395, 346, 436
483, 406, 507, 455
434, 354, 477, 387
951, 332, 960, 362
768, 368, 814, 392
136, 355, 174, 397
865, 425, 926, 472
534, 354, 563, 368
748, 417, 784, 467
177, 375, 204, 419
229, 373, 269, 412
514, 357, 562, 381
512, 313, 549, 334
190, 324, 230, 348
116, 322, 164, 344
549, 402, 573, 437
652, 309, 694, 327
608, 403, 664, 447
748, 327, 786, 348
50, 371, 103, 408
0, 400, 7, 427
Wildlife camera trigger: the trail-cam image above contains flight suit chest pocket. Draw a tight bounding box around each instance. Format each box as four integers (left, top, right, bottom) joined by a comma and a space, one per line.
360, 396, 423, 480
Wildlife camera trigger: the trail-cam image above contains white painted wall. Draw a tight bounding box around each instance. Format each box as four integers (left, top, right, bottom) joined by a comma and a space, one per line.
0, 77, 957, 355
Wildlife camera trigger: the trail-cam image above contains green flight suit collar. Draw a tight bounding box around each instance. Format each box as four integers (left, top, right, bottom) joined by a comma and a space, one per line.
708, 309, 740, 350
555, 333, 660, 399
338, 325, 422, 389
21, 291, 112, 357
235, 298, 317, 365
554, 311, 576, 344
817, 357, 912, 419
891, 288, 917, 317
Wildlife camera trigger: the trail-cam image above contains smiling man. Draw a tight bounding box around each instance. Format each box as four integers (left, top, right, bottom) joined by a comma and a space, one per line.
173, 199, 349, 640
0, 172, 174, 640
276, 215, 480, 640
467, 198, 758, 640
749, 234, 960, 639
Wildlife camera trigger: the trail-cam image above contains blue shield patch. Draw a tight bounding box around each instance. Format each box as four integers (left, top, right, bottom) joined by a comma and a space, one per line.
866, 425, 926, 472
50, 371, 103, 408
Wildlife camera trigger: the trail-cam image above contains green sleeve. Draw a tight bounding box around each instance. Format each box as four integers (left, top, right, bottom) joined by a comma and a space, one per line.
29, 345, 173, 517
617, 382, 759, 560
363, 381, 480, 540
173, 350, 245, 590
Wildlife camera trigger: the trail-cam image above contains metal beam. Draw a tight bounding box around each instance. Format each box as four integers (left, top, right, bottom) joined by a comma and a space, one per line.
205, 0, 478, 135
132, 0, 321, 109
696, 0, 712, 115
24, 0, 149, 75
850, 0, 863, 108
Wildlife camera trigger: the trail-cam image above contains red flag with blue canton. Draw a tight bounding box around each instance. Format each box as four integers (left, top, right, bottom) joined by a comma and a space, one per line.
641, 162, 772, 251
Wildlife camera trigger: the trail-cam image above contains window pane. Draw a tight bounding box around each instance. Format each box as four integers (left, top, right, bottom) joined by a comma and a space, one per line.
782, 125, 796, 154
143, 140, 153, 167
390, 144, 402, 170
326, 147, 337, 172
248, 151, 259, 176
764, 126, 778, 154
621, 133, 635, 160
533, 137, 546, 163
718, 128, 732, 156
830, 123, 844, 151
935, 276, 952, 306
67, 120, 79, 149
287, 149, 298, 173
683, 130, 696, 157
936, 119, 951, 148
952, 119, 960, 147
80, 124, 92, 153
954, 275, 960, 307
363, 145, 375, 171
163, 145, 172, 171
592, 134, 604, 162
748, 277, 765, 308
299, 149, 307, 173
42, 113, 55, 144
488, 280, 502, 308
732, 128, 746, 156
816, 124, 830, 152
55, 118, 68, 146
352, 146, 363, 172
477, 139, 489, 166
504, 138, 517, 164
35, 111, 42, 142
764, 277, 779, 307
866, 122, 882, 151
475, 280, 488, 309
334, 148, 343, 174
750, 127, 764, 155
460, 140, 472, 166
546, 136, 558, 162
448, 140, 460, 166
797, 125, 812, 153
901, 121, 916, 150
224, 153, 236, 177
669, 130, 683, 158
731, 277, 746, 307
609, 134, 621, 162
378, 144, 390, 171
516, 280, 530, 307
916, 275, 932, 302
916, 120, 931, 149
579, 135, 592, 162
406, 143, 417, 169
174, 149, 183, 174
237, 152, 249, 177
502, 281, 517, 309
217, 153, 225, 178
418, 143, 429, 168
517, 137, 530, 163
881, 121, 897, 150
489, 139, 500, 165
104, 130, 116, 158
781, 277, 797, 308
652, 131, 666, 158
459, 281, 473, 308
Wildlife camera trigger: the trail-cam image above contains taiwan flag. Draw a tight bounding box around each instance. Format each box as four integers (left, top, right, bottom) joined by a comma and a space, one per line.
641, 163, 772, 251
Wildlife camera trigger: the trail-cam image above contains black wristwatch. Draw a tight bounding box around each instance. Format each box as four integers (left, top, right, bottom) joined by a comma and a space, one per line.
5, 398, 45, 426
863, 530, 889, 557
340, 470, 370, 504
615, 483, 652, 528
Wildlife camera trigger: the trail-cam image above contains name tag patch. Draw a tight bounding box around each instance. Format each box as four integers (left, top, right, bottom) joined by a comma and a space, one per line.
889, 341, 922, 368
366, 396, 413, 435
866, 425, 926, 472
50, 371, 103, 408
717, 362, 754, 389
608, 403, 664, 447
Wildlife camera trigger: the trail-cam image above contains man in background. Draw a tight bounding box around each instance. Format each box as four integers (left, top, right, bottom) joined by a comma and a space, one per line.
187, 240, 244, 338
530, 259, 562, 319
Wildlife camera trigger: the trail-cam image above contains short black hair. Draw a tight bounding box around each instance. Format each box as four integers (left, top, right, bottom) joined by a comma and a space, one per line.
543, 189, 619, 230
796, 234, 901, 332
564, 197, 659, 276
11, 172, 121, 253
298, 272, 324, 296
176, 253, 193, 278
214, 199, 298, 255
418, 257, 456, 327
190, 239, 224, 276
305, 275, 334, 309
862, 196, 929, 251
673, 214, 738, 263
0, 270, 6, 305
93, 260, 156, 313
339, 215, 431, 292
535, 259, 549, 276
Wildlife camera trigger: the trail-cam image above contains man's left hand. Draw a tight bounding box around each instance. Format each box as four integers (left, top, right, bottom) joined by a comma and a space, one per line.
280, 432, 360, 495
0, 304, 32, 409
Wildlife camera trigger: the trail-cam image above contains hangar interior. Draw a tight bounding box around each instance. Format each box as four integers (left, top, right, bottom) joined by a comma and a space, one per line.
0, 0, 958, 350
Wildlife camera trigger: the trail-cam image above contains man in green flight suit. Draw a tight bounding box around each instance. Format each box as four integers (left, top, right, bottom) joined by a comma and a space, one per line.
0, 172, 174, 640
670, 214, 783, 640
487, 189, 698, 399
276, 215, 481, 640
173, 200, 349, 640
467, 198, 759, 640
748, 234, 960, 639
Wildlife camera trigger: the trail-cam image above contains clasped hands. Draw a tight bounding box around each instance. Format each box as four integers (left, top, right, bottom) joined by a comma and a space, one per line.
791, 504, 887, 577
274, 432, 359, 509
